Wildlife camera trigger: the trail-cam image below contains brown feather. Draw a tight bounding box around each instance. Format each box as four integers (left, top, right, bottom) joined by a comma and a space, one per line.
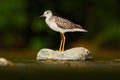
51, 16, 82, 29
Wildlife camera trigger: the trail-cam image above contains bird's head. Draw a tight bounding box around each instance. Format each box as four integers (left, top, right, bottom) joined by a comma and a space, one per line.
41, 10, 52, 18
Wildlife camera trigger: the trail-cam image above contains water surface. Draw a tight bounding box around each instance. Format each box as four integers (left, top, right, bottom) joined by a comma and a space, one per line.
0, 60, 120, 80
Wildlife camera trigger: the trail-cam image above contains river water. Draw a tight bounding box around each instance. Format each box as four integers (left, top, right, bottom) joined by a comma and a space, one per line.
0, 60, 120, 80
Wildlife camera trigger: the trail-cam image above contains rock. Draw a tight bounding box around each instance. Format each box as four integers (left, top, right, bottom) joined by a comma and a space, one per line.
0, 58, 15, 66
36, 47, 92, 60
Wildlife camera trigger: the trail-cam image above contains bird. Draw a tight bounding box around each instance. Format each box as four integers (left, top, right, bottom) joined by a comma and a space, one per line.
38, 10, 87, 52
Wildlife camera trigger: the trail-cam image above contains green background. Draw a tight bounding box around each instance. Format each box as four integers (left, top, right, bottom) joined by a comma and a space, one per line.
0, 0, 120, 60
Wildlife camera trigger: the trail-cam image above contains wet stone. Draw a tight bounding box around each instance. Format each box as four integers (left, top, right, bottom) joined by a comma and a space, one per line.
36, 47, 92, 60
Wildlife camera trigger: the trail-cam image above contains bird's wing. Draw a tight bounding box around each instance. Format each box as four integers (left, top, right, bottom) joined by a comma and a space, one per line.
52, 16, 82, 29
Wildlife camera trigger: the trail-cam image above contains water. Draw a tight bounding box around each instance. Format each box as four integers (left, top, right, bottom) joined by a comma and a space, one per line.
0, 60, 120, 80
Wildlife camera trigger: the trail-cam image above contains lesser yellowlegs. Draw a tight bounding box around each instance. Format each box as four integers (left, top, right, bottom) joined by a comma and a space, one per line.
39, 10, 87, 52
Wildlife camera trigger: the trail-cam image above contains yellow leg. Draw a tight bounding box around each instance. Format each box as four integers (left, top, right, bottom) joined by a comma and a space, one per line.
59, 33, 63, 51
61, 33, 66, 52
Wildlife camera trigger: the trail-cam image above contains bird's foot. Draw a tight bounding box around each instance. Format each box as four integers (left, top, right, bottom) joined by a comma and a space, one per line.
55, 50, 64, 53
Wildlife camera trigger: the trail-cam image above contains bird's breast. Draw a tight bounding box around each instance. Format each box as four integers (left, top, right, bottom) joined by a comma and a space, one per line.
46, 19, 64, 32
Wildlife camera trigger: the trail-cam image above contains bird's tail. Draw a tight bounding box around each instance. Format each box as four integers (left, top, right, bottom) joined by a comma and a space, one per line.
72, 28, 88, 32
78, 28, 88, 32
74, 24, 88, 32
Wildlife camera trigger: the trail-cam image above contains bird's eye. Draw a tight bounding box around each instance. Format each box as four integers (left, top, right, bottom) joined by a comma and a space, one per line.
46, 12, 49, 14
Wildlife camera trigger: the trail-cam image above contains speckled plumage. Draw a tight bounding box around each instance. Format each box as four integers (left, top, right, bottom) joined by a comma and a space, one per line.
52, 16, 82, 29
41, 10, 87, 33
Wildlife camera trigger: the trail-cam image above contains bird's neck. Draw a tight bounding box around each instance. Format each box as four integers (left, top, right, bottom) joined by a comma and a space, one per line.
46, 15, 52, 21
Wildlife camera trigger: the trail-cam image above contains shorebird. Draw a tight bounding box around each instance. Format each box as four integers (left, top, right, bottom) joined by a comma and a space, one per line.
39, 10, 87, 52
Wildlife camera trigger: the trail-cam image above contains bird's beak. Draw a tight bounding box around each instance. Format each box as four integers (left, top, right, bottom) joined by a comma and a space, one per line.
35, 15, 44, 19
40, 15, 44, 17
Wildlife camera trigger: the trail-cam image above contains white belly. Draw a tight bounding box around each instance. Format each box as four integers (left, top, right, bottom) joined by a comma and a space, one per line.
46, 19, 64, 32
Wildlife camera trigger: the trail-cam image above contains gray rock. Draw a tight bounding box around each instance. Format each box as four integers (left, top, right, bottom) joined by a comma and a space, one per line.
0, 58, 15, 66
36, 47, 92, 60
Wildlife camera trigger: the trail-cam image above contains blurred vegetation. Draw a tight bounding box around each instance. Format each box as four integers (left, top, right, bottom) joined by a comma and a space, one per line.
0, 0, 120, 56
